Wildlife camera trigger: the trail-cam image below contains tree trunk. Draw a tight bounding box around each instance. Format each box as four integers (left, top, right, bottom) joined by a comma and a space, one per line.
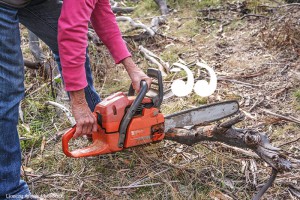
154, 0, 169, 15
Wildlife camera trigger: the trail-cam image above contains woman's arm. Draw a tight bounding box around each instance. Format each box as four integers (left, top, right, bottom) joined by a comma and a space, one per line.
58, 0, 98, 138
58, 0, 151, 138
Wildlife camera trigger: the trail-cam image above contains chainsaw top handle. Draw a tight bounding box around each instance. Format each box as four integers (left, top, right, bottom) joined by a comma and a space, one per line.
118, 80, 148, 148
128, 68, 163, 108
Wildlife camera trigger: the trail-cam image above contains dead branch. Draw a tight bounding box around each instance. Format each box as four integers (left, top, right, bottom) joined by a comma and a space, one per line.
261, 109, 300, 125
151, 16, 167, 32
278, 137, 300, 148
116, 16, 156, 36
164, 114, 293, 199
111, 181, 179, 189
45, 101, 75, 126
154, 0, 169, 15
218, 143, 260, 159
139, 45, 169, 76
253, 168, 278, 200
165, 115, 291, 172
28, 30, 44, 62
218, 77, 262, 88
240, 14, 269, 20
112, 6, 135, 14
24, 60, 42, 69
249, 97, 264, 112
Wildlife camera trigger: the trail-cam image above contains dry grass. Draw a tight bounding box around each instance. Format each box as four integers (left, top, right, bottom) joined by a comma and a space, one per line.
18, 0, 300, 199
259, 5, 300, 60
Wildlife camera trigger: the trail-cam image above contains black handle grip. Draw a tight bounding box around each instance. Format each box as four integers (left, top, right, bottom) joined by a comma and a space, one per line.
119, 81, 148, 148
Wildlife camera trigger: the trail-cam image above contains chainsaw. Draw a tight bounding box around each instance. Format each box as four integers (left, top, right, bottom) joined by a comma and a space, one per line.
62, 68, 239, 158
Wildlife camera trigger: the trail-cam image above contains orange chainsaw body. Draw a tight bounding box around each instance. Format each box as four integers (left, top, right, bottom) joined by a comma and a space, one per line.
62, 92, 165, 158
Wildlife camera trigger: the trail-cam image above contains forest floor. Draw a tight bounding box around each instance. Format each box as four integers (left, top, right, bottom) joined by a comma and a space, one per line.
19, 0, 300, 199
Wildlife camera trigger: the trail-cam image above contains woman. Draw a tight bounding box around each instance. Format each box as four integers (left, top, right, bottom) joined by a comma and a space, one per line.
0, 0, 150, 198
58, 0, 152, 139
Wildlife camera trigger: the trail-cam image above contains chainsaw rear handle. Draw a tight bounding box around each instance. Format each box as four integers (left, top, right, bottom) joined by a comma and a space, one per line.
118, 80, 148, 148
62, 126, 109, 158
128, 68, 163, 108
62, 127, 77, 157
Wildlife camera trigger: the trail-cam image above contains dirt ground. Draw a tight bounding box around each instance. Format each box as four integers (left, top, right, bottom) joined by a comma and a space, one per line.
19, 0, 299, 199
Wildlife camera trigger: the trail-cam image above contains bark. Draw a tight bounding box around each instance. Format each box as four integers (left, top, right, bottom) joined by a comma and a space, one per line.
154, 0, 169, 15
112, 6, 135, 14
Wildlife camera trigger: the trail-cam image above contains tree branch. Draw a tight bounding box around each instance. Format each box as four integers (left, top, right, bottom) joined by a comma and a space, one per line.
164, 115, 293, 198
164, 115, 292, 172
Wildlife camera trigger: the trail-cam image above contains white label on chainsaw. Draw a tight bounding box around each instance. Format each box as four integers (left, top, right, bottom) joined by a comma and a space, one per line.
170, 61, 217, 97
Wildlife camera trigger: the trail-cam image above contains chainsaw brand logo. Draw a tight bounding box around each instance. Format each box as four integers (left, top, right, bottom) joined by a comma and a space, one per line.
171, 62, 217, 97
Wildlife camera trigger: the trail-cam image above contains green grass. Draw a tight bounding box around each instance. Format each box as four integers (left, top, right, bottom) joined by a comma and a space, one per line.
293, 89, 300, 110
294, 89, 300, 102
131, 0, 160, 18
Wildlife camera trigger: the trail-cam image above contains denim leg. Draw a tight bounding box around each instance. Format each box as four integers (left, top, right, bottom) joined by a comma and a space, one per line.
18, 0, 101, 111
0, 5, 30, 199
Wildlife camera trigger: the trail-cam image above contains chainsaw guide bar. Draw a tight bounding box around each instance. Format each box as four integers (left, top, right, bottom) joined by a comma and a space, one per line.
164, 100, 239, 132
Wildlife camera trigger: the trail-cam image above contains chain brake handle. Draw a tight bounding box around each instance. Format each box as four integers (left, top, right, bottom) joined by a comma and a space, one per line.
128, 68, 163, 108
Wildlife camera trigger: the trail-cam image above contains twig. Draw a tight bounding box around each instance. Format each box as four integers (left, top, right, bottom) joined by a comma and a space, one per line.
139, 45, 168, 76
218, 143, 260, 159
220, 114, 245, 128
252, 168, 278, 200
240, 14, 269, 20
28, 174, 47, 184
26, 74, 61, 97
19, 102, 24, 123
261, 109, 300, 125
112, 6, 135, 13
231, 68, 269, 79
100, 76, 107, 94
111, 181, 179, 189
218, 77, 262, 87
129, 168, 170, 186
278, 137, 300, 148
249, 97, 264, 112
48, 184, 78, 192
46, 129, 68, 144
26, 83, 48, 97
21, 165, 29, 183
45, 101, 75, 126
278, 3, 300, 7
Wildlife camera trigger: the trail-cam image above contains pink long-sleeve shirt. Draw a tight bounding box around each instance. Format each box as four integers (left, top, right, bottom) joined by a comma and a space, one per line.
58, 0, 131, 91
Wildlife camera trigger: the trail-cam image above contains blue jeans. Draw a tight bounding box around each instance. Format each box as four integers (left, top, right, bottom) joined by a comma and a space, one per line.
0, 0, 100, 199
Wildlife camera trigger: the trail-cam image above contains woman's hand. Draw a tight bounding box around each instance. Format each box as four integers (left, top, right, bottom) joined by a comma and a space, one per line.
70, 90, 97, 139
122, 57, 152, 91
